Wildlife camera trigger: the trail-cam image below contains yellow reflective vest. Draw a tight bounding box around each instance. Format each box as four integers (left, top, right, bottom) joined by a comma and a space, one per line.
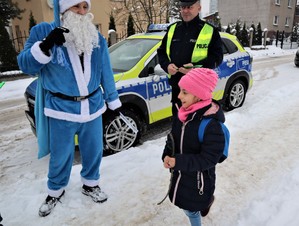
166, 23, 213, 63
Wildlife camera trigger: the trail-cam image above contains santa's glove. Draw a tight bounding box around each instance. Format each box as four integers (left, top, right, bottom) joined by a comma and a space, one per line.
39, 27, 69, 56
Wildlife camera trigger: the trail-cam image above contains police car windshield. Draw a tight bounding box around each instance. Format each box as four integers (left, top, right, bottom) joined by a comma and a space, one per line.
109, 38, 160, 72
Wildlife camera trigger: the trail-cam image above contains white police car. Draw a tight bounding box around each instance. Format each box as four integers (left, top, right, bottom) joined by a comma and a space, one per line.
24, 24, 253, 153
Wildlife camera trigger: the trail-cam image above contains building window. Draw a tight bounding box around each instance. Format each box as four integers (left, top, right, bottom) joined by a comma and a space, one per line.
273, 15, 279, 25
275, 0, 280, 5
285, 17, 290, 27
287, 0, 292, 8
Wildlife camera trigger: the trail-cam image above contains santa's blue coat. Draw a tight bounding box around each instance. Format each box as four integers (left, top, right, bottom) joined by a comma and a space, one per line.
18, 21, 121, 159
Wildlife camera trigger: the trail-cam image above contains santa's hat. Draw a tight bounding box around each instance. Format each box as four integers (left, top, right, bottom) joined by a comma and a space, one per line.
178, 68, 218, 101
53, 0, 91, 26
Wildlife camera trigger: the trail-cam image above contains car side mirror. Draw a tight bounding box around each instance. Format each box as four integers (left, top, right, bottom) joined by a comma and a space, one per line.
148, 64, 167, 82
154, 64, 167, 76
153, 75, 160, 82
148, 67, 155, 75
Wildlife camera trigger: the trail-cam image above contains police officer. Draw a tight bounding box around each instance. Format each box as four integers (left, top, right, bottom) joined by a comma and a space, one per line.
157, 0, 223, 115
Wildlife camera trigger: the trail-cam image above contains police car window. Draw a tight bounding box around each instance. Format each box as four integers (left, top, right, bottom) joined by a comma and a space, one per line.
109, 39, 160, 72
139, 54, 158, 78
222, 38, 238, 54
221, 39, 229, 55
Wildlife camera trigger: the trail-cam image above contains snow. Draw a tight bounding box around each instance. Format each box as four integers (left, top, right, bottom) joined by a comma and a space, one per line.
0, 45, 299, 226
0, 70, 22, 76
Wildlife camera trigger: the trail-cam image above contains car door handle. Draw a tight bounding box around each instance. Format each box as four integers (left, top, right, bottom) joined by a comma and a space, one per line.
227, 60, 235, 68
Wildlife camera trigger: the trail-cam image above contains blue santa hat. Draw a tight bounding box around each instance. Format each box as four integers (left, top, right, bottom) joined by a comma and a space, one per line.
53, 0, 91, 26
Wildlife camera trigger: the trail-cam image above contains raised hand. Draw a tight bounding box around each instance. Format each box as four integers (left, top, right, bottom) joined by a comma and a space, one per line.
39, 27, 70, 56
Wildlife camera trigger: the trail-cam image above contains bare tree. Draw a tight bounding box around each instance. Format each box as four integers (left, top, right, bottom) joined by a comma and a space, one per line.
110, 0, 171, 36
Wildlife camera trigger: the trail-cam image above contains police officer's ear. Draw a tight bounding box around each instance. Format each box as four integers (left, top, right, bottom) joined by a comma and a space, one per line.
195, 1, 202, 11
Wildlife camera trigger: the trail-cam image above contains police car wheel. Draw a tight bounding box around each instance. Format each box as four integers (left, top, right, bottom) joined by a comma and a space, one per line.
224, 80, 246, 111
103, 109, 142, 153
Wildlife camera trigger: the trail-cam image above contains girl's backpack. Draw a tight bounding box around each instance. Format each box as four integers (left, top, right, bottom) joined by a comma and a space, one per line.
198, 118, 230, 163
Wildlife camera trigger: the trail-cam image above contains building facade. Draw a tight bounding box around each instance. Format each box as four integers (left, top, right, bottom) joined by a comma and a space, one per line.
294, 3, 299, 24
209, 0, 218, 14
110, 0, 168, 40
11, 0, 110, 52
218, 0, 297, 38
10, 0, 298, 52
10, 0, 169, 51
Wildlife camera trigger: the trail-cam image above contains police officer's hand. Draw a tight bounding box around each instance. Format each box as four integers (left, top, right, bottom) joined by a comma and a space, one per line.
178, 63, 193, 74
167, 63, 178, 75
40, 27, 69, 56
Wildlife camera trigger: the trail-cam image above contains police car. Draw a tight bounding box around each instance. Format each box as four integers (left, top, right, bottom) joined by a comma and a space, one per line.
24, 24, 253, 153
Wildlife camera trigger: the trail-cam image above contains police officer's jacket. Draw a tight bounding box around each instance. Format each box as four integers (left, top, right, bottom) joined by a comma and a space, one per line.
157, 15, 223, 88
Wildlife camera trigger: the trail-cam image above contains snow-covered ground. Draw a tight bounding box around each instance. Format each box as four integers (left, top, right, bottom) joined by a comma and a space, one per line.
0, 45, 298, 226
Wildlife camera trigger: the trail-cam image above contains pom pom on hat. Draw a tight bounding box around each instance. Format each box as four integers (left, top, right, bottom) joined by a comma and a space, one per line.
178, 68, 218, 100
59, 0, 91, 13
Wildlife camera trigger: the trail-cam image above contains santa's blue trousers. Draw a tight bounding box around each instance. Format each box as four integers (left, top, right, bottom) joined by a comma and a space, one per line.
47, 116, 103, 196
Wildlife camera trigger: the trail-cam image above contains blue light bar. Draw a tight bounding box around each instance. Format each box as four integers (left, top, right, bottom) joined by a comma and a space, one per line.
147, 24, 170, 32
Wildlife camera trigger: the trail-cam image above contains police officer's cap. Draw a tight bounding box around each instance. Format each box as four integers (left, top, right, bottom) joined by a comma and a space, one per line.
179, 0, 199, 7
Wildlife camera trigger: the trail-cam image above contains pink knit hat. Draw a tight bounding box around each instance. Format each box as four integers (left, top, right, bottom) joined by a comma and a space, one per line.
178, 68, 218, 100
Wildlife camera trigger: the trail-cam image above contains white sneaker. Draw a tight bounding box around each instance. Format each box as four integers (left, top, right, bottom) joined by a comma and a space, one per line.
38, 190, 65, 217
81, 185, 108, 203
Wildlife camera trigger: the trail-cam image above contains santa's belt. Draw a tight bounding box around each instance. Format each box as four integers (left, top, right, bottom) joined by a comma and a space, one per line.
50, 88, 99, 101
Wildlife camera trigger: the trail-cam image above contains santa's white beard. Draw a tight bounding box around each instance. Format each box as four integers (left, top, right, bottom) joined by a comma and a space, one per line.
62, 10, 98, 55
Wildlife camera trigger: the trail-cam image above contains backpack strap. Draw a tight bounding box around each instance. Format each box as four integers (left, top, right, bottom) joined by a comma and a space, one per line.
220, 123, 230, 160
198, 118, 230, 163
198, 118, 212, 143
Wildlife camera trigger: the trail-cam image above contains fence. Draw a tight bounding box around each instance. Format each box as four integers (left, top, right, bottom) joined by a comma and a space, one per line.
11, 30, 28, 53
274, 30, 299, 49
0, 31, 28, 72
279, 40, 299, 49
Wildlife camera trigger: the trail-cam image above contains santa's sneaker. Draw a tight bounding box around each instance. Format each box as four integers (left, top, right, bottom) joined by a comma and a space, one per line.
81, 185, 108, 203
38, 190, 65, 217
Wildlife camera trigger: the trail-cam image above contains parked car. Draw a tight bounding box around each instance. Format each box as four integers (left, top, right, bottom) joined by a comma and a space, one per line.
295, 49, 299, 67
24, 24, 253, 154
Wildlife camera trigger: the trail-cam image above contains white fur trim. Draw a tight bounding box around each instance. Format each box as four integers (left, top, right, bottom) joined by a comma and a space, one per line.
81, 98, 89, 116
66, 45, 89, 96
47, 188, 64, 198
83, 53, 91, 84
59, 0, 91, 13
108, 98, 122, 110
44, 104, 106, 123
30, 41, 52, 64
81, 177, 99, 187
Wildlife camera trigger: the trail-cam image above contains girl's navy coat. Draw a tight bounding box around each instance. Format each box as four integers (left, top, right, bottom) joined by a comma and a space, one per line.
162, 101, 225, 211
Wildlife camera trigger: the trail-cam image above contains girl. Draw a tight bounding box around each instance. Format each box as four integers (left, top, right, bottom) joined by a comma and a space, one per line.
162, 68, 226, 226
